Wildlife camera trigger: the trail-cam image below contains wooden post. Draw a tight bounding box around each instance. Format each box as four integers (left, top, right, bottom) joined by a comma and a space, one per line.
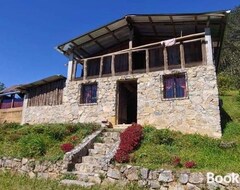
67, 54, 74, 81
205, 28, 213, 65
163, 46, 168, 70
146, 49, 149, 73
71, 60, 77, 79
111, 55, 115, 76
201, 40, 207, 64
11, 94, 14, 108
128, 29, 133, 74
99, 57, 103, 77
83, 59, 87, 80
180, 43, 185, 69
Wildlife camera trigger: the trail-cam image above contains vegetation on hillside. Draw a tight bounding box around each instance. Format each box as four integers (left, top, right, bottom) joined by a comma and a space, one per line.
218, 6, 240, 90
131, 91, 240, 174
0, 123, 100, 161
0, 82, 5, 91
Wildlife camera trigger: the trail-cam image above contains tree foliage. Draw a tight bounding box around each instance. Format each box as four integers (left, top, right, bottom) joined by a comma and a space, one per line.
219, 6, 240, 89
0, 82, 5, 91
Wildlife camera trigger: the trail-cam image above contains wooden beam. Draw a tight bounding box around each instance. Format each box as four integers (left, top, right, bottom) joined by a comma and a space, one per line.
72, 41, 91, 56
99, 57, 103, 77
146, 49, 149, 73
111, 55, 115, 76
105, 26, 121, 42
180, 43, 185, 69
148, 16, 158, 36
129, 28, 133, 74
201, 40, 207, 65
83, 59, 87, 80
88, 34, 106, 50
163, 46, 168, 70
169, 16, 177, 37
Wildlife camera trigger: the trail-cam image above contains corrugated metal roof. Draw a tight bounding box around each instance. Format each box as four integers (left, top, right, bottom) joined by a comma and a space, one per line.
19, 75, 66, 90
0, 85, 23, 95
56, 10, 230, 59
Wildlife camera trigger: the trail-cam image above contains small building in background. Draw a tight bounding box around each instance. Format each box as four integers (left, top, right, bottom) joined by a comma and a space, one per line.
0, 85, 24, 123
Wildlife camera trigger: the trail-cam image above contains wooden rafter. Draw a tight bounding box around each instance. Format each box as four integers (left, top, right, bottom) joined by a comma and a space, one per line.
105, 26, 121, 42
88, 34, 105, 50
72, 41, 91, 56
169, 16, 176, 37
194, 16, 198, 33
148, 16, 158, 36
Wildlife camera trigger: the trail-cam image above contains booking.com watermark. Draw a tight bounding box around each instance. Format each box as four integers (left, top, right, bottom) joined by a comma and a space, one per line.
207, 172, 240, 184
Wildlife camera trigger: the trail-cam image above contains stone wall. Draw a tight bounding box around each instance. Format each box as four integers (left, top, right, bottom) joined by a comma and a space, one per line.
0, 107, 22, 123
22, 64, 221, 138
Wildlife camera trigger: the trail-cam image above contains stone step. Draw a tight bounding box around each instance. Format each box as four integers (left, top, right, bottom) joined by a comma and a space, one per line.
82, 156, 103, 164
88, 148, 106, 156
77, 173, 102, 184
101, 136, 118, 143
94, 142, 115, 150
60, 179, 95, 187
102, 132, 120, 139
75, 163, 101, 173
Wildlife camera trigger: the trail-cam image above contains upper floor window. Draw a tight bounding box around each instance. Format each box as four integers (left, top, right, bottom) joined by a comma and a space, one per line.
81, 83, 97, 104
163, 73, 187, 99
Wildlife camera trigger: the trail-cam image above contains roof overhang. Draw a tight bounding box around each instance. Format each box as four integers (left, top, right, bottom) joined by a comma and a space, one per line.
19, 75, 66, 91
56, 10, 230, 60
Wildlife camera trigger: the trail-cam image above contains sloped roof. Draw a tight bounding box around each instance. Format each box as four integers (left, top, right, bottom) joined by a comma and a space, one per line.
56, 10, 230, 59
19, 75, 66, 90
0, 85, 23, 95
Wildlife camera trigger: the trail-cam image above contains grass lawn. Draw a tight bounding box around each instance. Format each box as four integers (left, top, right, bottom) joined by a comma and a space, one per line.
0, 123, 100, 161
131, 90, 240, 174
0, 171, 144, 190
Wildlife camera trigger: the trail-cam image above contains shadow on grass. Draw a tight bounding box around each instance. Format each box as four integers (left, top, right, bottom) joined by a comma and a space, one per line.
219, 99, 232, 134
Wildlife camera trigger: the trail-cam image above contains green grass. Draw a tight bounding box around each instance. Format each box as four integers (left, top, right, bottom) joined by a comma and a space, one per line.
0, 123, 100, 161
131, 90, 240, 174
0, 171, 144, 190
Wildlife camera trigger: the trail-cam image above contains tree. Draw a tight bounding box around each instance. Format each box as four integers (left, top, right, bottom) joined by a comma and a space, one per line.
0, 82, 5, 91
219, 6, 240, 89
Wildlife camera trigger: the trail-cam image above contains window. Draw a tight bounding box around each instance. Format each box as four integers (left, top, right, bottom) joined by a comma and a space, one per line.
81, 83, 97, 104
163, 74, 187, 99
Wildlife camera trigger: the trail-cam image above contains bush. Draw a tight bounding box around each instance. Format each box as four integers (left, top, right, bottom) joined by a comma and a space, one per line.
19, 134, 48, 157
114, 123, 143, 163
172, 156, 181, 167
45, 125, 68, 141
60, 143, 74, 153
185, 161, 196, 168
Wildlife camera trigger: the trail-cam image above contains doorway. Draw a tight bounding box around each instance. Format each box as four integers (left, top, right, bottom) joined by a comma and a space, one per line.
117, 80, 137, 124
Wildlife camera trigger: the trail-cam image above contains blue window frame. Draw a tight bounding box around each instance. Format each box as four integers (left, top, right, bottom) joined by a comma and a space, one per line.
163, 74, 187, 99
81, 83, 97, 104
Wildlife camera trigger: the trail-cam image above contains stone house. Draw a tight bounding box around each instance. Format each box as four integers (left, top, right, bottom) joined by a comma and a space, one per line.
21, 11, 229, 138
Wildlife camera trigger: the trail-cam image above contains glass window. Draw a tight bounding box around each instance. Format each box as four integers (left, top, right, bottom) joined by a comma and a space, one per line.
163, 74, 187, 99
81, 83, 97, 104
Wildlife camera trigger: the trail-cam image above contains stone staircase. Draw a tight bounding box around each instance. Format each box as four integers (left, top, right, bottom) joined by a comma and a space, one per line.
61, 130, 120, 187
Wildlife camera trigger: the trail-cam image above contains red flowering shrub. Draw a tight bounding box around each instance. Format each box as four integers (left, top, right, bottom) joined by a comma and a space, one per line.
185, 161, 196, 168
61, 143, 74, 153
114, 123, 143, 163
172, 156, 181, 167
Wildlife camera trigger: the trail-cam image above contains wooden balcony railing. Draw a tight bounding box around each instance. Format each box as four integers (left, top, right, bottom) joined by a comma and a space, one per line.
75, 32, 206, 80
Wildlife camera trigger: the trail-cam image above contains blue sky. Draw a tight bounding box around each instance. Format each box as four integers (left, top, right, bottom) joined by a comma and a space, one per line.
0, 0, 239, 87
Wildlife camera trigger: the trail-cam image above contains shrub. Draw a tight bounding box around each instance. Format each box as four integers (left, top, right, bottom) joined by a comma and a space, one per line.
151, 129, 174, 145
60, 143, 74, 153
185, 161, 196, 168
46, 125, 68, 141
114, 123, 143, 163
172, 156, 181, 167
19, 134, 48, 157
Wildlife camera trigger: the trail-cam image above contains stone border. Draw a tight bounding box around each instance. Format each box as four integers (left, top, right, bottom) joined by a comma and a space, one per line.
63, 127, 104, 171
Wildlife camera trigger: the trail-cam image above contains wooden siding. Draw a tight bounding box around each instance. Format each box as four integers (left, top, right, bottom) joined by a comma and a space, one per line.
27, 79, 65, 107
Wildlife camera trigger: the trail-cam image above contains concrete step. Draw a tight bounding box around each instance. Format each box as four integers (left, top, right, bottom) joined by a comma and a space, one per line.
60, 179, 95, 187
75, 163, 101, 173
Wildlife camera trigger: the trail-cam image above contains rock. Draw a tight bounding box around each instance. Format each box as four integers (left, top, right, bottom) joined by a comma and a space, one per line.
37, 172, 49, 179
140, 168, 149, 179
178, 173, 189, 184
22, 158, 28, 165
189, 172, 205, 184
158, 170, 174, 182
125, 167, 139, 181
107, 168, 121, 180
149, 180, 160, 189
138, 180, 147, 188
60, 179, 95, 187
28, 171, 36, 179
186, 183, 201, 190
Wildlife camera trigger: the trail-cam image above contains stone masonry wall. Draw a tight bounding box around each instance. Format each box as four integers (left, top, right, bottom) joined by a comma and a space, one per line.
23, 64, 221, 138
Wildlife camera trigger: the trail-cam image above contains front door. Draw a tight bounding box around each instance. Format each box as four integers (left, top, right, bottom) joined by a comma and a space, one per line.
117, 80, 137, 124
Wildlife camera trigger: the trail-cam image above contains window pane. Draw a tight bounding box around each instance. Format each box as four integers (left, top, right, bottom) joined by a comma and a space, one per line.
167, 45, 180, 66
82, 84, 97, 104
175, 75, 186, 98
164, 78, 174, 98
184, 41, 202, 65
